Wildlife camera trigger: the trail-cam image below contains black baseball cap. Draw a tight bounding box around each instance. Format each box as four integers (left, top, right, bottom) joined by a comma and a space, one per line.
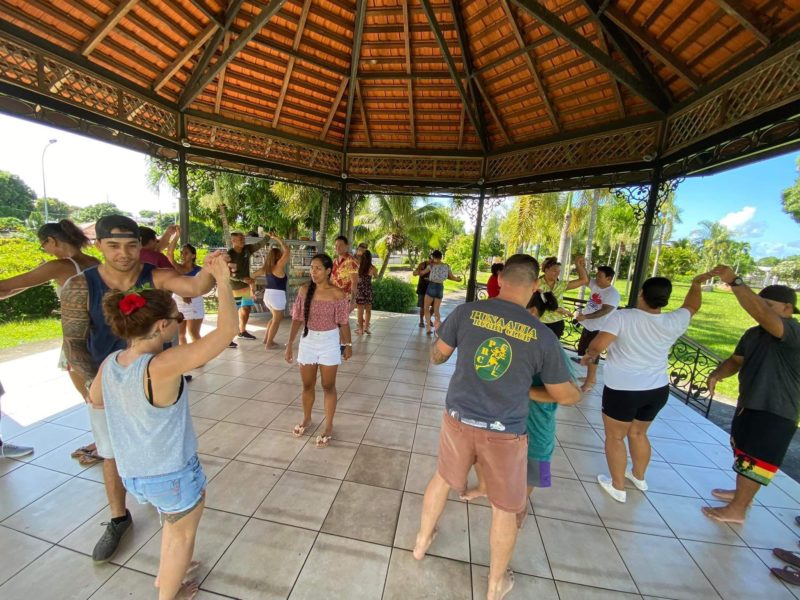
759, 285, 800, 314
95, 215, 140, 240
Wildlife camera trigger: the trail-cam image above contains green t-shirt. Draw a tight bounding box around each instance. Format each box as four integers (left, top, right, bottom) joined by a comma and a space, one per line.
527, 348, 577, 461
538, 278, 567, 324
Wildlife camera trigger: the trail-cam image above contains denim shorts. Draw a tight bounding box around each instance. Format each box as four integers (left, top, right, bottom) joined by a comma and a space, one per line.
426, 281, 444, 300
123, 455, 207, 515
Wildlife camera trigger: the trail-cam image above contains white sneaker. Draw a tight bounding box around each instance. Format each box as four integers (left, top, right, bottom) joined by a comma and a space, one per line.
0, 443, 34, 459
597, 474, 626, 503
625, 470, 648, 491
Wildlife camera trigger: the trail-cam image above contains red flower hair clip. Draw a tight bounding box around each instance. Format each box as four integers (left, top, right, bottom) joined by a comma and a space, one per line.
119, 293, 146, 315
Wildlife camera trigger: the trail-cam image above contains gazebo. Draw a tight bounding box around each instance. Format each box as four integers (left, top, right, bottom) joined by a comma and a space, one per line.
1, 0, 799, 301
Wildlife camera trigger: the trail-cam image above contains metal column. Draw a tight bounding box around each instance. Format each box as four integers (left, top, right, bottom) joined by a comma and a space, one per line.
466, 187, 486, 302
339, 179, 347, 237
178, 148, 189, 245
627, 166, 662, 307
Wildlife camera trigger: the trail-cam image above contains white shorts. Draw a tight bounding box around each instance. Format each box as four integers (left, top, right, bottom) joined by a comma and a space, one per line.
88, 405, 114, 459
174, 294, 205, 320
264, 289, 287, 311
297, 328, 341, 366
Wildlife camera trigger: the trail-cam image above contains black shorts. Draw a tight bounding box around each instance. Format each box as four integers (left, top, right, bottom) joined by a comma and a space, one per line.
417, 292, 427, 308
544, 320, 565, 339
602, 385, 669, 422
730, 408, 796, 486
577, 327, 600, 362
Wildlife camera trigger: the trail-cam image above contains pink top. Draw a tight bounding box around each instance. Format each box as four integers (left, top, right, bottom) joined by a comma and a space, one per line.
139, 249, 173, 269
291, 290, 350, 331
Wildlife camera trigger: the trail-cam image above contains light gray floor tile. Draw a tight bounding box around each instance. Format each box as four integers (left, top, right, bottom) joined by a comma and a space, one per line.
421, 387, 447, 405
205, 460, 282, 516
405, 452, 438, 495
28, 431, 94, 476
555, 580, 643, 599
251, 381, 302, 404
0, 463, 71, 520
425, 374, 451, 390
684, 539, 794, 600
418, 405, 443, 427
191, 416, 218, 437
727, 505, 800, 549
562, 447, 609, 483
647, 492, 744, 545
636, 460, 699, 497
756, 481, 800, 510
267, 405, 324, 435
650, 437, 717, 468
335, 392, 381, 416
203, 518, 316, 600
583, 482, 673, 537
0, 525, 51, 585
0, 546, 117, 600
469, 503, 551, 578
289, 439, 358, 479
222, 400, 286, 428
186, 373, 236, 393
673, 464, 737, 500
322, 481, 402, 545
346, 377, 389, 397
89, 567, 156, 599
385, 381, 424, 400
394, 492, 469, 562
190, 393, 248, 421
315, 411, 372, 444
289, 533, 391, 600
472, 564, 559, 600
196, 421, 262, 459
198, 453, 230, 481
391, 368, 426, 384
238, 429, 307, 469
412, 424, 441, 456
345, 444, 410, 490
382, 549, 472, 600
538, 516, 637, 593
256, 470, 341, 530
609, 529, 718, 599
2, 476, 107, 542
375, 397, 421, 422
362, 417, 416, 452
532, 476, 603, 526
6, 422, 85, 461
556, 422, 605, 452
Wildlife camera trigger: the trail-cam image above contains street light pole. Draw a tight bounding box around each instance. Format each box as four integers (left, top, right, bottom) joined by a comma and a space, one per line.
41, 138, 57, 222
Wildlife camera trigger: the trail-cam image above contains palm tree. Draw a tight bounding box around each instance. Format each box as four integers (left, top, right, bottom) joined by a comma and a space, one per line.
199, 173, 248, 244
499, 193, 562, 257
356, 195, 448, 278
652, 191, 681, 276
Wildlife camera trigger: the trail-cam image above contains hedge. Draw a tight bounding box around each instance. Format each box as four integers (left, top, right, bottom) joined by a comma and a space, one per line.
0, 237, 60, 322
372, 276, 417, 313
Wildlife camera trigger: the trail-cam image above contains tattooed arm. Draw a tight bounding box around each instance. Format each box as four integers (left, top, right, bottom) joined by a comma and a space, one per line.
61, 274, 97, 390
431, 338, 455, 365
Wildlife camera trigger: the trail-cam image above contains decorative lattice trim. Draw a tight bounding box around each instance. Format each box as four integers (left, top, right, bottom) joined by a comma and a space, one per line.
346, 155, 483, 181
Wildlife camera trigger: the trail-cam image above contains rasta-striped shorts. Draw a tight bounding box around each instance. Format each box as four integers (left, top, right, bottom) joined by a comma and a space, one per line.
730, 408, 796, 486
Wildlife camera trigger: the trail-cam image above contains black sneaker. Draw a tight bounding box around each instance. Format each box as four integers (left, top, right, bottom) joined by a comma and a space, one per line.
228, 341, 239, 348
92, 509, 132, 563
238, 331, 257, 340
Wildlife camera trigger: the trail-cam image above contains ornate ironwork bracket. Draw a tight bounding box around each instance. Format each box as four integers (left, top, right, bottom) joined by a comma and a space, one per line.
458, 194, 505, 225
612, 176, 683, 224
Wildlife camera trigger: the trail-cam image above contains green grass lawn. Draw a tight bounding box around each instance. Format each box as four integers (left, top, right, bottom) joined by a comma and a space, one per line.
0, 317, 63, 350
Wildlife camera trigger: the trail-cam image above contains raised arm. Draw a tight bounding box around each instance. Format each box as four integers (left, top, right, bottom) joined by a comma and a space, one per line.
713, 265, 786, 338
155, 250, 227, 297
271, 233, 291, 266
60, 274, 97, 387
149, 256, 238, 378
681, 271, 713, 316
165, 227, 181, 270
0, 260, 73, 296
156, 224, 178, 252
564, 255, 589, 290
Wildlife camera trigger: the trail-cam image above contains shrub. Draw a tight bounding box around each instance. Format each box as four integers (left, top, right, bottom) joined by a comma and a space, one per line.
372, 276, 417, 313
0, 237, 60, 322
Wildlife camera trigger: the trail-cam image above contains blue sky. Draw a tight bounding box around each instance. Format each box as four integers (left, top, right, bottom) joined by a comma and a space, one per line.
2, 113, 799, 258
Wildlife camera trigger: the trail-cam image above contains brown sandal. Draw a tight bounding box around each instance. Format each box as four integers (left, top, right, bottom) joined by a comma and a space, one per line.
775, 548, 800, 569
70, 444, 96, 459
77, 450, 103, 466
772, 565, 800, 586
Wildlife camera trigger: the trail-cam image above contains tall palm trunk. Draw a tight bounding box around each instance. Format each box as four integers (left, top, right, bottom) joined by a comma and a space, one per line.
652, 220, 666, 276
624, 245, 636, 297
557, 195, 572, 265
215, 179, 231, 244
319, 192, 329, 252
612, 242, 623, 283
347, 197, 357, 242
377, 249, 392, 279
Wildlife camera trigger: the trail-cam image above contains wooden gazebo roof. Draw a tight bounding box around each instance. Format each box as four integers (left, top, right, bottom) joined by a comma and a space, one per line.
1, 0, 799, 196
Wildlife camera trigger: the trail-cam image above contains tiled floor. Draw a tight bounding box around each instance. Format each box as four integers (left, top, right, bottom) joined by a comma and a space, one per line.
2, 306, 800, 599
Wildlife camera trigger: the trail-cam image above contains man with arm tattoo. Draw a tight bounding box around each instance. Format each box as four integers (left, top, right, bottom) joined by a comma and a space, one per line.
62, 215, 225, 563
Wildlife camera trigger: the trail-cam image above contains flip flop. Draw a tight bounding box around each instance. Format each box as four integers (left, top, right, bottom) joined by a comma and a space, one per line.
771, 565, 800, 586
71, 444, 95, 459
292, 424, 309, 438
315, 434, 331, 448
775, 548, 800, 569
77, 450, 103, 466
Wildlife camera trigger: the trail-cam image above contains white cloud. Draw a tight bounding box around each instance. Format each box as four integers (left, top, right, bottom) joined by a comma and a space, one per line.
719, 206, 757, 231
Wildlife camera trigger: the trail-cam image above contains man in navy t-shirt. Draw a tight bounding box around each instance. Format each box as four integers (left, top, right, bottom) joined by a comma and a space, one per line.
412, 254, 578, 600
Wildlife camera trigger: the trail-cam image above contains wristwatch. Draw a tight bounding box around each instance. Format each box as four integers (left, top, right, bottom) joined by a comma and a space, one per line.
729, 276, 744, 287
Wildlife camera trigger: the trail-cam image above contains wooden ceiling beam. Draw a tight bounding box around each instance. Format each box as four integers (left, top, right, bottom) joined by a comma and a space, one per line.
498, 0, 559, 132
272, 0, 312, 128
188, 1, 223, 27
656, 0, 705, 43
81, 0, 139, 56
440, 0, 490, 151
355, 82, 372, 147
343, 0, 367, 153
153, 22, 218, 92
604, 6, 702, 90
403, 0, 415, 147
181, 0, 287, 110
321, 78, 349, 141
214, 32, 231, 114
510, 0, 668, 112
715, 0, 771, 45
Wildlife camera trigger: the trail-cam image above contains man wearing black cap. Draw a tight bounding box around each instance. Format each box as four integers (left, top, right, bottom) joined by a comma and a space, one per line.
703, 264, 800, 524
61, 215, 226, 562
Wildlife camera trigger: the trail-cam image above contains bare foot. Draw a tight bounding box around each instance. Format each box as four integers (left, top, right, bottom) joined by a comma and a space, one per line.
487, 569, 514, 600
460, 486, 487, 501
155, 561, 202, 588
265, 342, 280, 349
175, 579, 200, 600
702, 505, 746, 524
412, 527, 438, 560
711, 488, 736, 501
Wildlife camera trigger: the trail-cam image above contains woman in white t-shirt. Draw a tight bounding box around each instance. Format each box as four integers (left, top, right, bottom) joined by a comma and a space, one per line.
580, 273, 711, 503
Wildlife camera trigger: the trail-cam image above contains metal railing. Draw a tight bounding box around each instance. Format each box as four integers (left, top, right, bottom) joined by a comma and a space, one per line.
560, 296, 720, 416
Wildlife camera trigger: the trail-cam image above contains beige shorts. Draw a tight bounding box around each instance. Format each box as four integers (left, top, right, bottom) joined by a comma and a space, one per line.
88, 405, 114, 459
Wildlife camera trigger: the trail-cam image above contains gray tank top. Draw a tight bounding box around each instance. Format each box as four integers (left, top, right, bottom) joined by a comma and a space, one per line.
101, 351, 197, 479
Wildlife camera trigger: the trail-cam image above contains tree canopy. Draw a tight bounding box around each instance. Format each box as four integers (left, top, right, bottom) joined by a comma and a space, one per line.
0, 171, 36, 221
